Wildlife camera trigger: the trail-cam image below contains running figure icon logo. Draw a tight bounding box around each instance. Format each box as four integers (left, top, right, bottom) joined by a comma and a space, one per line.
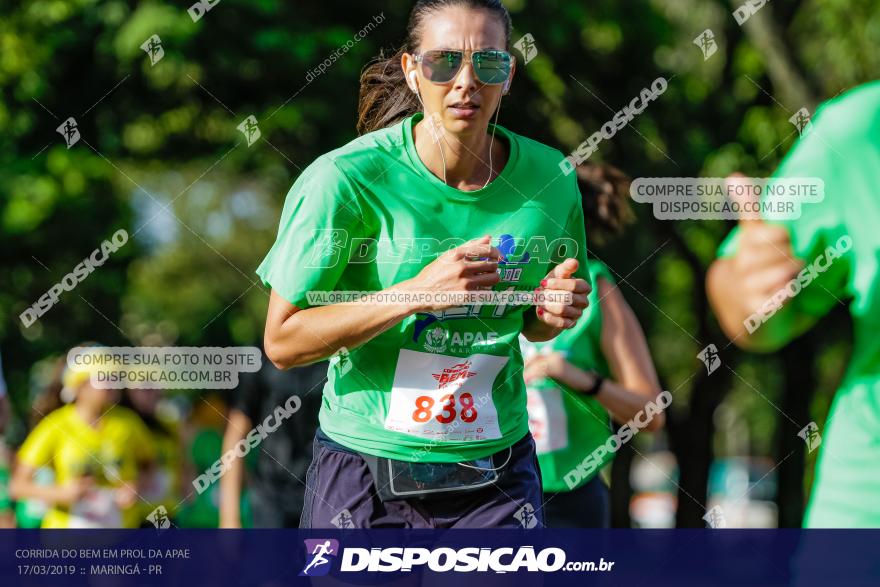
237, 115, 261, 147
331, 509, 355, 529
789, 108, 813, 136
300, 539, 340, 577
140, 34, 164, 66
697, 344, 721, 375
514, 503, 539, 529
703, 505, 727, 529
798, 421, 822, 453
56, 117, 80, 149
331, 346, 353, 378
693, 29, 717, 60
514, 33, 538, 65
432, 360, 477, 389
307, 228, 347, 268
146, 506, 171, 529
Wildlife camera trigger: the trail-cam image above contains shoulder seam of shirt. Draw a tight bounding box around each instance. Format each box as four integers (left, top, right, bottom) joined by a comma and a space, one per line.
507, 128, 566, 160
324, 155, 369, 237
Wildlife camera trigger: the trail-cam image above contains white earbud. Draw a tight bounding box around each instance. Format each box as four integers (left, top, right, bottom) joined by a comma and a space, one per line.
408, 71, 419, 94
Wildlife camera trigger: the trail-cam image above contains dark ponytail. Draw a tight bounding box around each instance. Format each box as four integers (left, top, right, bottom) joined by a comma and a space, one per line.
357, 0, 512, 135
357, 46, 420, 136
576, 162, 636, 245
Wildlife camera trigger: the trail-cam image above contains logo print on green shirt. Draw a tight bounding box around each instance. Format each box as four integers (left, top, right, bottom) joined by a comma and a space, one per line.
424, 326, 448, 353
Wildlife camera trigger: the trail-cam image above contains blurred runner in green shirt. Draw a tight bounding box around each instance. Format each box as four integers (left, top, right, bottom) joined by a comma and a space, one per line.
708, 81, 880, 527
523, 164, 665, 527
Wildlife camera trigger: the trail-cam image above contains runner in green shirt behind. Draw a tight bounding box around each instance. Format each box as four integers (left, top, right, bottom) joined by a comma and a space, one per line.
259, 0, 590, 529
522, 164, 666, 527
708, 81, 880, 527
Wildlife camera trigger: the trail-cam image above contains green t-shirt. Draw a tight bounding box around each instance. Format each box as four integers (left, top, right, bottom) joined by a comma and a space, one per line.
717, 81, 880, 527
521, 259, 614, 492
257, 112, 589, 462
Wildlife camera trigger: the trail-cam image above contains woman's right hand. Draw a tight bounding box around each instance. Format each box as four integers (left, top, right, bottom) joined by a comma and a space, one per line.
402, 235, 502, 312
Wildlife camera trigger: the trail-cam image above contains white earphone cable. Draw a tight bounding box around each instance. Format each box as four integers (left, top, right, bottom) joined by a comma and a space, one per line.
411, 75, 449, 185
483, 88, 504, 189
411, 70, 507, 189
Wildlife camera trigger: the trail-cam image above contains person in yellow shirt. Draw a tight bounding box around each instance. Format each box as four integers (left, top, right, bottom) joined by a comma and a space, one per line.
10, 346, 155, 528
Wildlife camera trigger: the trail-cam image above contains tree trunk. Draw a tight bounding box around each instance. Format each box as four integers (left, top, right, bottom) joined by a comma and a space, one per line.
610, 440, 634, 527
775, 338, 814, 526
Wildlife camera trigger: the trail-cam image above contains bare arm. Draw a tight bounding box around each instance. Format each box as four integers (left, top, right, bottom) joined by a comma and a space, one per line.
706, 175, 815, 351
705, 221, 823, 352
10, 461, 92, 506
265, 236, 503, 369
706, 257, 803, 351
523, 278, 665, 431
219, 409, 252, 529
265, 291, 417, 369
594, 278, 665, 431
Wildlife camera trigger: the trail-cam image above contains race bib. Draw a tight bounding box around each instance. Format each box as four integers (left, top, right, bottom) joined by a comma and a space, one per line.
68, 488, 122, 529
526, 387, 569, 455
385, 349, 508, 442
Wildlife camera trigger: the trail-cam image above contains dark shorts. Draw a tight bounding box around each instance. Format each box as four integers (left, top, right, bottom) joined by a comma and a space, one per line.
542, 475, 611, 528
300, 429, 544, 529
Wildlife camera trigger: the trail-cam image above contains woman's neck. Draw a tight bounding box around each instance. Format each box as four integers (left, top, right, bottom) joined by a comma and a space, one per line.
414, 118, 506, 191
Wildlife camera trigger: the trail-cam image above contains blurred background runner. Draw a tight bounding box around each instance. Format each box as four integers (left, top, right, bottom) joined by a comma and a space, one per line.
9, 345, 155, 528
708, 82, 880, 527
219, 351, 326, 528
524, 164, 666, 527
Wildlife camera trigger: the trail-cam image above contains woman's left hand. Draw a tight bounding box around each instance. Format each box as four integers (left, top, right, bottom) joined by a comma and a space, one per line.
523, 352, 566, 384
534, 258, 590, 329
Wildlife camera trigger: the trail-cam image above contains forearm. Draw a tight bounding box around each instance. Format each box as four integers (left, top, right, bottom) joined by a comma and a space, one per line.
219, 411, 250, 528
554, 363, 664, 431
593, 379, 664, 431
218, 470, 243, 528
265, 283, 418, 369
10, 476, 67, 505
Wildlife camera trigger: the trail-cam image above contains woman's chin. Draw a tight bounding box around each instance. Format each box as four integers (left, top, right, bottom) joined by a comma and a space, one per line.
443, 116, 487, 135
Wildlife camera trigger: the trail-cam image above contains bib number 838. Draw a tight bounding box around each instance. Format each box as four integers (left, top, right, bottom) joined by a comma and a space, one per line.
412, 392, 478, 424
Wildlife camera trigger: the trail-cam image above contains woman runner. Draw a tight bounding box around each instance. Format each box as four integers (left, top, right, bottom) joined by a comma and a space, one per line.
259, 0, 590, 528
